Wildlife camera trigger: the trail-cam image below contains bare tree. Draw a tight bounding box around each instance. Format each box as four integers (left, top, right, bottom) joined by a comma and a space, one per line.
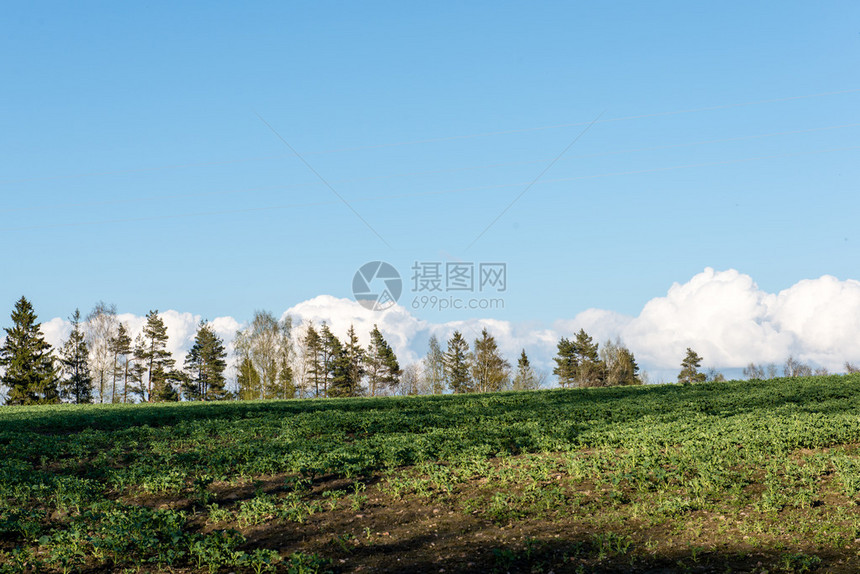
421, 335, 446, 394
397, 363, 423, 396
599, 338, 641, 386
86, 302, 118, 403
705, 367, 725, 382
784, 355, 812, 378
766, 363, 778, 379
234, 311, 293, 400
743, 363, 765, 380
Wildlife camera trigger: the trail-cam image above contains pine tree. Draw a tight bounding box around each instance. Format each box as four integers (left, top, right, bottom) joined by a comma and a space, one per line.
678, 347, 706, 384
155, 368, 182, 401
512, 349, 540, 391
444, 331, 472, 393
572, 329, 604, 387
471, 328, 510, 393
366, 325, 400, 396
553, 337, 578, 388
302, 323, 323, 398
277, 355, 295, 400
110, 322, 132, 403
141, 310, 175, 401
324, 332, 347, 396
319, 324, 340, 398
330, 325, 365, 397
184, 321, 228, 400
615, 348, 640, 385
0, 297, 58, 405
422, 335, 446, 394
129, 334, 148, 402
59, 309, 93, 404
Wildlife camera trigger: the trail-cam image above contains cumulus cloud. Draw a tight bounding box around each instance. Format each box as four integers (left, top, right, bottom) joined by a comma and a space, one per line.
27, 268, 860, 385
562, 268, 860, 372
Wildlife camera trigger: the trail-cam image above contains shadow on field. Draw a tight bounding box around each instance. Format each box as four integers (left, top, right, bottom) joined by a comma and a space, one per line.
327, 532, 845, 573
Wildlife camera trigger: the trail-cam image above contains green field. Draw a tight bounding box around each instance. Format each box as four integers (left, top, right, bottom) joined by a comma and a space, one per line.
4, 376, 860, 573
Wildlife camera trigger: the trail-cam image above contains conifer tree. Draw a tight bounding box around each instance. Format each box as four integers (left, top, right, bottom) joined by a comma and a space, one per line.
277, 355, 295, 400
512, 349, 540, 391
110, 322, 132, 403
0, 297, 58, 405
59, 309, 93, 404
471, 328, 510, 393
365, 324, 400, 396
141, 310, 175, 401
302, 323, 323, 398
129, 334, 148, 401
678, 347, 706, 384
319, 324, 340, 398
444, 331, 472, 393
553, 337, 578, 388
572, 329, 604, 387
330, 325, 365, 397
184, 321, 228, 400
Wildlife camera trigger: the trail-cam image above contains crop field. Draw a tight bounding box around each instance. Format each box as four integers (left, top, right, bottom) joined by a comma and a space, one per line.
4, 376, 860, 573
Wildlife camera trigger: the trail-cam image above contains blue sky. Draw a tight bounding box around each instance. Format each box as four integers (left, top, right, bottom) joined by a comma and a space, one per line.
2, 2, 860, 375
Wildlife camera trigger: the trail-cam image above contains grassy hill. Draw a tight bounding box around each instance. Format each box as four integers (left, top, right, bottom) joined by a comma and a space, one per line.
3, 375, 860, 572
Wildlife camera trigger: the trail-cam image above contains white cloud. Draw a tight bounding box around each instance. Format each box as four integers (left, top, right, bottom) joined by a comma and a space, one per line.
30, 268, 860, 386
584, 268, 860, 372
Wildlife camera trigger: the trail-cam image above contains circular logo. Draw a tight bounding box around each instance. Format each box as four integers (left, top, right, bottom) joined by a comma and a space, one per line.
352, 261, 402, 311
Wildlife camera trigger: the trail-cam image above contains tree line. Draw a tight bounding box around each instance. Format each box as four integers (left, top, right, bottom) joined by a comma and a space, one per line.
0, 296, 850, 405
0, 297, 544, 405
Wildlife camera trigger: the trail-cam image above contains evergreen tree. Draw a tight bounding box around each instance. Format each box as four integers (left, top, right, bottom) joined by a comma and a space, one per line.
0, 297, 58, 405
444, 331, 472, 393
678, 347, 706, 384
512, 349, 541, 391
324, 331, 347, 396
277, 355, 295, 400
59, 309, 93, 404
141, 310, 175, 401
110, 322, 132, 403
302, 323, 323, 398
129, 334, 148, 402
319, 324, 340, 398
330, 325, 365, 397
471, 328, 510, 393
184, 321, 228, 400
422, 335, 446, 394
366, 324, 400, 396
572, 329, 604, 387
155, 368, 182, 401
553, 337, 578, 388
